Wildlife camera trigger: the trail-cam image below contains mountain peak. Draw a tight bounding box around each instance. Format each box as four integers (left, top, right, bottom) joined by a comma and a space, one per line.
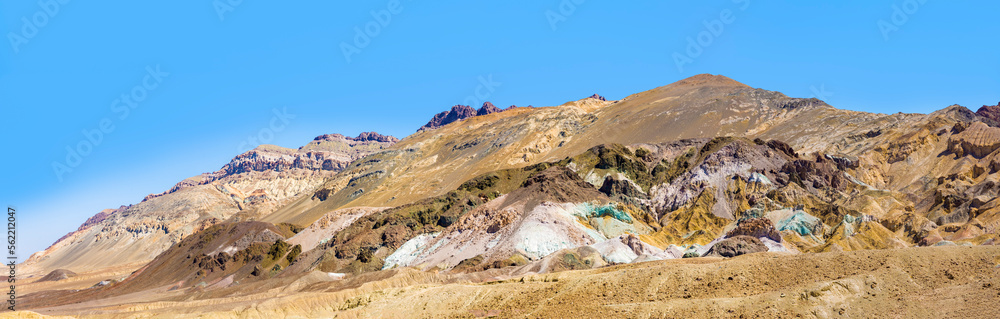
975, 102, 1000, 123
477, 102, 502, 116
673, 74, 749, 88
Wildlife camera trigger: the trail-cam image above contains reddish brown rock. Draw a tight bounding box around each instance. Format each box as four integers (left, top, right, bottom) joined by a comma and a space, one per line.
726, 218, 782, 242
704, 235, 768, 258
589, 94, 607, 101
975, 102, 1000, 123
476, 102, 502, 116
419, 105, 477, 132
504, 105, 533, 111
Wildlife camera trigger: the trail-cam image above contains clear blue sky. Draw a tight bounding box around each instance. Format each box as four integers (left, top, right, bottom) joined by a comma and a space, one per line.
1, 1, 998, 259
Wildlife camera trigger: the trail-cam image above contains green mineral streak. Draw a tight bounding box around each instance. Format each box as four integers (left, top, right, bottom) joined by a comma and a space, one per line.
777, 210, 822, 239
577, 203, 634, 223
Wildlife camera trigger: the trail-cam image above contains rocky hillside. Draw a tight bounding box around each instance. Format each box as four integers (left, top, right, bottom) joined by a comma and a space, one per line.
257, 73, 999, 274
417, 102, 535, 132
19, 74, 1000, 317
263, 75, 857, 226
23, 132, 398, 276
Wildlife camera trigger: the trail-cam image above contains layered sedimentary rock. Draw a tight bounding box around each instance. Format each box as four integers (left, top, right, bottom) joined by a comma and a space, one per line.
24, 132, 397, 275
21, 74, 1000, 318
948, 121, 1000, 158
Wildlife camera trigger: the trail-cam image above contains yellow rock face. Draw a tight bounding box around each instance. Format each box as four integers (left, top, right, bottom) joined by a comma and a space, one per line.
949, 121, 1000, 158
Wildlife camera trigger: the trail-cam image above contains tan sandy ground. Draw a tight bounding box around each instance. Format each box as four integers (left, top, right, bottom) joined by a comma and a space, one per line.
7, 246, 1000, 318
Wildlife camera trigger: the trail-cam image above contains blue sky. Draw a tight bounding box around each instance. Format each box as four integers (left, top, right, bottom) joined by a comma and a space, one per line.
1, 1, 998, 258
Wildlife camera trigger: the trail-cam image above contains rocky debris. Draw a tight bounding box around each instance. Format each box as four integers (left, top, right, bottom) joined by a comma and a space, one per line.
948, 121, 1000, 158
704, 235, 768, 258
975, 102, 1000, 123
726, 218, 782, 243
38, 269, 78, 282
476, 102, 502, 116
588, 94, 607, 101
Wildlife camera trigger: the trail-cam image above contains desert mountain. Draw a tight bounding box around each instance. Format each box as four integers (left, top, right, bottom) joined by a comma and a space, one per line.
254, 74, 999, 272
23, 132, 398, 276
19, 74, 1000, 317
417, 102, 534, 132
262, 75, 869, 226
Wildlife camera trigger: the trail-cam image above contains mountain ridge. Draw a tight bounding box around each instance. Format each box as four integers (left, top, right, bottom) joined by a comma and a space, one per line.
24, 131, 399, 275
20, 74, 1000, 318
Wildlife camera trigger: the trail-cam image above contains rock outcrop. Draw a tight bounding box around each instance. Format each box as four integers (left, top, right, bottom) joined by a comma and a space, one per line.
476, 102, 502, 116
975, 102, 1000, 123
316, 132, 399, 144
948, 122, 1000, 158
726, 218, 782, 243
418, 105, 477, 132
420, 103, 531, 132
704, 235, 768, 257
